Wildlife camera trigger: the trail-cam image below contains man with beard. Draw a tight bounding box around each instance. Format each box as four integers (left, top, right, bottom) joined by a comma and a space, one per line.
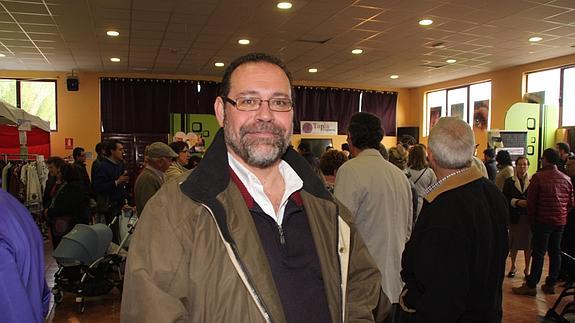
122, 53, 388, 323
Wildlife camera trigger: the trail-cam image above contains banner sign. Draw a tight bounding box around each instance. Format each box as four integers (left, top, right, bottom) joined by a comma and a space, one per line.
300, 121, 338, 135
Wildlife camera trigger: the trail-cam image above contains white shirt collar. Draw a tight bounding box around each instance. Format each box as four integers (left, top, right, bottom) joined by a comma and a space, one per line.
228, 152, 303, 225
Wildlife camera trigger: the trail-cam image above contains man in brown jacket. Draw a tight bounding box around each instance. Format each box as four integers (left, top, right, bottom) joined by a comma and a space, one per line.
121, 53, 388, 323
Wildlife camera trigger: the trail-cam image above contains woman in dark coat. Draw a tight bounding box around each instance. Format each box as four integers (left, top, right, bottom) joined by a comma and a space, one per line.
46, 163, 91, 249
502, 156, 531, 278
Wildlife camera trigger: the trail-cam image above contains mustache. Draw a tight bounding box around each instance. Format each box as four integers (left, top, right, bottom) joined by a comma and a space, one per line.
239, 122, 285, 137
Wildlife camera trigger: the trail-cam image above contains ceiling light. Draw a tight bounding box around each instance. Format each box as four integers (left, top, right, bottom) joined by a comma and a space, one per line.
214, 62, 225, 67
529, 36, 543, 42
351, 49, 363, 54
238, 39, 250, 45
430, 42, 445, 49
106, 30, 120, 37
446, 59, 457, 64
0, 53, 5, 57
419, 19, 433, 26
110, 57, 121, 62
390, 75, 399, 79
308, 68, 318, 73
277, 2, 292, 9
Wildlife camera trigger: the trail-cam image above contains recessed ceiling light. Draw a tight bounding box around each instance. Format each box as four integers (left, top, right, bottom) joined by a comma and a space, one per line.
390, 75, 399, 79
529, 36, 543, 42
351, 49, 363, 54
110, 57, 121, 62
238, 39, 250, 45
419, 19, 433, 26
214, 62, 225, 67
106, 30, 120, 37
277, 2, 292, 9
308, 68, 318, 73
0, 53, 5, 57
446, 59, 457, 64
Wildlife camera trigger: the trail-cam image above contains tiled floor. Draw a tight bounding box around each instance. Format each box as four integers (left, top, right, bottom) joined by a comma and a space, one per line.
44, 242, 573, 323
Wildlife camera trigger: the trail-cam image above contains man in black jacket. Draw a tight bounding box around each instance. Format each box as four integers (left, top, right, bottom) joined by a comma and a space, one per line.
92, 139, 129, 242
400, 117, 509, 323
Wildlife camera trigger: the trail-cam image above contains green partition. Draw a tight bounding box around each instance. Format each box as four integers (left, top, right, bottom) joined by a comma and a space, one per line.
504, 103, 539, 175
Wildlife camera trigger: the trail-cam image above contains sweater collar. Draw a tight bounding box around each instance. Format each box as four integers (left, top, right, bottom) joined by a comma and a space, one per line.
425, 166, 484, 203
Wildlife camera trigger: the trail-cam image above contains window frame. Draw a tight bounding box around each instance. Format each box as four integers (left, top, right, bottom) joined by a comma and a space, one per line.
525, 65, 575, 127
424, 80, 492, 135
0, 78, 58, 131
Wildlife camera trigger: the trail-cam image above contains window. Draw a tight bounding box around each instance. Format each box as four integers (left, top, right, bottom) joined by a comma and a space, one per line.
526, 69, 560, 108
0, 79, 57, 130
562, 67, 575, 127
425, 81, 492, 135
525, 66, 575, 127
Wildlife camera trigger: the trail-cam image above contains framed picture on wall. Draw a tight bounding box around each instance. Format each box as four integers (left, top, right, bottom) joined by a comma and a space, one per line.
473, 100, 489, 130
450, 103, 465, 121
429, 106, 441, 130
202, 130, 210, 138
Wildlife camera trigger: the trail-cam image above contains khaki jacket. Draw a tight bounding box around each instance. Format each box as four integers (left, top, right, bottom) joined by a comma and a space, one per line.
121, 129, 388, 323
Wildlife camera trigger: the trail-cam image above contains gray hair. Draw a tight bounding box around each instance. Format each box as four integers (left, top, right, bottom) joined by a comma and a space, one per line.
429, 117, 475, 169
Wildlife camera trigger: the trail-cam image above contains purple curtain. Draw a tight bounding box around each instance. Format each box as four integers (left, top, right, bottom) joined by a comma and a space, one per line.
100, 78, 219, 133
361, 91, 398, 136
293, 86, 361, 134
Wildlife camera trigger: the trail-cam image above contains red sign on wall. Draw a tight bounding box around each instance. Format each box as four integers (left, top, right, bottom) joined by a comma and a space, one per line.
65, 137, 74, 150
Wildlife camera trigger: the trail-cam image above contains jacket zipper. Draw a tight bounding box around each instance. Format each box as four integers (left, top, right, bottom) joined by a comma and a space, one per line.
200, 202, 273, 323
278, 224, 286, 245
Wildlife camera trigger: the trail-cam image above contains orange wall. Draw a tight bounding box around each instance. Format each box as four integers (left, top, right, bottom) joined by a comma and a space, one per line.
408, 53, 575, 152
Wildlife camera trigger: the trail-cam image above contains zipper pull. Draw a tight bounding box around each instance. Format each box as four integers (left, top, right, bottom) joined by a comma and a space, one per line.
278, 225, 286, 245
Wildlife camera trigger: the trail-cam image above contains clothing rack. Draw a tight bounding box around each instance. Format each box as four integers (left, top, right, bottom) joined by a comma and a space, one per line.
1, 153, 41, 162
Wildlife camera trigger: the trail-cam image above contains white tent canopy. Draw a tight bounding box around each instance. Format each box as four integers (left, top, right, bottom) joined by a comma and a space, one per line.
0, 99, 50, 132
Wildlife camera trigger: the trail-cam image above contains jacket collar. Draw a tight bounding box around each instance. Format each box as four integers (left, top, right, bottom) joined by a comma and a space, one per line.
512, 173, 530, 193
180, 128, 331, 211
425, 166, 484, 203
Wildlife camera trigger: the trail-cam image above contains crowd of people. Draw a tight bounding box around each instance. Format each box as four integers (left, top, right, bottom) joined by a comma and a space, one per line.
3, 52, 575, 323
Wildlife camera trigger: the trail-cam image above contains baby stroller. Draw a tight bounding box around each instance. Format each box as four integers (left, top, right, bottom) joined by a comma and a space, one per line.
545, 252, 575, 322
51, 215, 137, 313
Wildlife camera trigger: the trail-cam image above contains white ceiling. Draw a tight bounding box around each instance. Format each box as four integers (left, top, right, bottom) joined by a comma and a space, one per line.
0, 0, 574, 88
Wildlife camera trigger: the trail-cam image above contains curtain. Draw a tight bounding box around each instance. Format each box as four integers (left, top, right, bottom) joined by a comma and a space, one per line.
361, 91, 398, 136
100, 78, 219, 133
293, 86, 361, 134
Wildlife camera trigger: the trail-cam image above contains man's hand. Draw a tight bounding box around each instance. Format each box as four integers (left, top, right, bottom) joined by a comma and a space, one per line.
116, 172, 129, 186
399, 289, 416, 313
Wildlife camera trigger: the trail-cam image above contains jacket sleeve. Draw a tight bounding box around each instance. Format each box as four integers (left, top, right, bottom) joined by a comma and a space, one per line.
339, 205, 390, 323
0, 244, 39, 323
92, 164, 116, 194
401, 226, 469, 322
121, 189, 189, 323
334, 166, 363, 216
527, 175, 539, 223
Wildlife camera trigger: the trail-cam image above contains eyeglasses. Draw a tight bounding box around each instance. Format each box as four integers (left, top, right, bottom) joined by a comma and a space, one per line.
222, 96, 293, 112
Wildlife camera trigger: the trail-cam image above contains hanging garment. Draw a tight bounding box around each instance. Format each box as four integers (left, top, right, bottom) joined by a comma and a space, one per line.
2, 162, 12, 191
21, 162, 43, 213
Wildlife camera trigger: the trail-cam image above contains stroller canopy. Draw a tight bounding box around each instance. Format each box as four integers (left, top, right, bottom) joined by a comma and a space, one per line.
53, 224, 112, 265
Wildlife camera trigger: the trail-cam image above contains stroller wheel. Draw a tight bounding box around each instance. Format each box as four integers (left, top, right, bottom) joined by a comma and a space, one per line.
76, 296, 85, 314
52, 289, 63, 304
77, 301, 85, 314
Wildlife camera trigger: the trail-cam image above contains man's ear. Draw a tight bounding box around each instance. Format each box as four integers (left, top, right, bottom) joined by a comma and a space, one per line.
214, 96, 225, 127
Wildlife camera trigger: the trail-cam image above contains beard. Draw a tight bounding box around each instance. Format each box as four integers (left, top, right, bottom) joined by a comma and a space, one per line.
224, 116, 292, 168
